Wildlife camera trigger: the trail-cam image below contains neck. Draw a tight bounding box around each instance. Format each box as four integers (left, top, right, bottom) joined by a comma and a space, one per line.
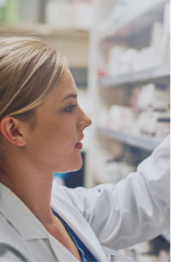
0, 157, 55, 225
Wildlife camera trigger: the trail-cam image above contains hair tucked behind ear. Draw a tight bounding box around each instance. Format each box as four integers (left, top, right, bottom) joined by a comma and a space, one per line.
0, 34, 68, 157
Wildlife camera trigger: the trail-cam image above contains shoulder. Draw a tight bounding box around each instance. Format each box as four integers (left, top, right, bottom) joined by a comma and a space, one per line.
51, 180, 115, 218
51, 180, 85, 204
0, 213, 31, 261
0, 212, 22, 243
52, 180, 116, 202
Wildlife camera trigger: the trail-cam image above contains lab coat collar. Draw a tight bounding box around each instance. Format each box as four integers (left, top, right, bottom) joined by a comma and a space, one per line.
0, 183, 48, 241
51, 187, 107, 262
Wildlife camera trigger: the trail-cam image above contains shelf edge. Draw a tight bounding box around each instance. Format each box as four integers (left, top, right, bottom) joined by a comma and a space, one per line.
96, 127, 161, 151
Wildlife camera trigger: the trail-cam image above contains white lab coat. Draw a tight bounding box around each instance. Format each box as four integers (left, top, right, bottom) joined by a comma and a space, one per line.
0, 135, 170, 262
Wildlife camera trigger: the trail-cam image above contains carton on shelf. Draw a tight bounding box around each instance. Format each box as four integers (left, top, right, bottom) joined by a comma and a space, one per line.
163, 1, 170, 35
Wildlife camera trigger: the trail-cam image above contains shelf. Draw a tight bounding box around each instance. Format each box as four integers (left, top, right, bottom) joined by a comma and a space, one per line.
99, 63, 170, 88
99, 0, 168, 42
161, 229, 171, 244
0, 23, 89, 39
96, 127, 160, 151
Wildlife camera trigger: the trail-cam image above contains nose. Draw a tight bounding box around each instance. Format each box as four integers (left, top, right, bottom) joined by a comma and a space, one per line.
78, 107, 92, 131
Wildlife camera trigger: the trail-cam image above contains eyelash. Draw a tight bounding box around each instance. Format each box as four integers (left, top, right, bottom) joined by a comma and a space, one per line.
64, 104, 77, 113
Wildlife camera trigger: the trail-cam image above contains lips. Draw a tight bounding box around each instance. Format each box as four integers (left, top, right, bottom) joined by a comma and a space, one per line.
75, 142, 83, 150
75, 136, 84, 150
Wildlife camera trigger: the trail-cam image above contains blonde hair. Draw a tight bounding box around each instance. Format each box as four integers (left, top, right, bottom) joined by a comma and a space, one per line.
0, 34, 68, 119
0, 34, 68, 155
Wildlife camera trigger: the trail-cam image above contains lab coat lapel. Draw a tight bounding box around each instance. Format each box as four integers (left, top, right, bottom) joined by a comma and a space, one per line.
0, 183, 47, 241
51, 197, 107, 262
47, 232, 79, 261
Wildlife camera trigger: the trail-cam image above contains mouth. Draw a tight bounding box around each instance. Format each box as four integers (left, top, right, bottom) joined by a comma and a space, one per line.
74, 142, 83, 150
74, 136, 84, 150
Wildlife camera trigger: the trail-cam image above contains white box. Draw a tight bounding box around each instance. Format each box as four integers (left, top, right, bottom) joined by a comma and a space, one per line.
46, 0, 72, 28
138, 84, 170, 111
156, 119, 170, 140
163, 2, 170, 35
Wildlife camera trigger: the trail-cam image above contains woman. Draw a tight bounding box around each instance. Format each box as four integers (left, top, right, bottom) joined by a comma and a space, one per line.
0, 35, 170, 262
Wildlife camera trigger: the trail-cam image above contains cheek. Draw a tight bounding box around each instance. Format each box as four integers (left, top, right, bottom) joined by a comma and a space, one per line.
42, 122, 82, 172
38, 118, 76, 152
27, 118, 82, 172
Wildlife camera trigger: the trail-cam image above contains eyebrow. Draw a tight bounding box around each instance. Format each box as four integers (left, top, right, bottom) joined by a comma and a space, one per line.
62, 94, 77, 102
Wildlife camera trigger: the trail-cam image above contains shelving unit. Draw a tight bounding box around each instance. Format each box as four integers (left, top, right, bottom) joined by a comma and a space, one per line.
0, 23, 90, 70
99, 62, 170, 87
0, 23, 89, 39
98, 0, 168, 42
86, 0, 170, 188
96, 127, 160, 151
87, 1, 170, 258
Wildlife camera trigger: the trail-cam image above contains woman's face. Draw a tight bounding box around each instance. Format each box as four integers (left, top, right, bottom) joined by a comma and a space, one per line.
25, 69, 92, 173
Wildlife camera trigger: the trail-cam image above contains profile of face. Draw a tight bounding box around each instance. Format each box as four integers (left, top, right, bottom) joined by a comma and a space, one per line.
22, 69, 92, 174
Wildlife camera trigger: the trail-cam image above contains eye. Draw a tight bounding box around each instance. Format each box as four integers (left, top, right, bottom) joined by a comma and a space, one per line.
63, 104, 77, 113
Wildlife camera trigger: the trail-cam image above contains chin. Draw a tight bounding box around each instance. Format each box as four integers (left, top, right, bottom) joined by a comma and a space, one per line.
70, 151, 83, 171
58, 154, 83, 173
69, 158, 83, 172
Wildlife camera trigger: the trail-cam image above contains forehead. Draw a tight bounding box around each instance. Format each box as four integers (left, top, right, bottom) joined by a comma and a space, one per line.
36, 69, 77, 114
54, 70, 77, 101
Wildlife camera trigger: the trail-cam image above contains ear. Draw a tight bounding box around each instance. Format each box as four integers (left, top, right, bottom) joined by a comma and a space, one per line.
0, 116, 26, 147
